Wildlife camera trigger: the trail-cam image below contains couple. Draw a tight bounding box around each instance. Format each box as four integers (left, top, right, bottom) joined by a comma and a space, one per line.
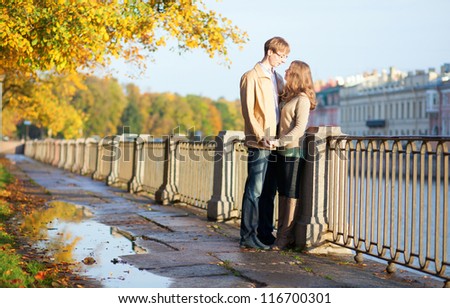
239, 36, 317, 251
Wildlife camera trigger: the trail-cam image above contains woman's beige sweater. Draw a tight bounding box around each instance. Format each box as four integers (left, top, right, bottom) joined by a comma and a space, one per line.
275, 93, 311, 149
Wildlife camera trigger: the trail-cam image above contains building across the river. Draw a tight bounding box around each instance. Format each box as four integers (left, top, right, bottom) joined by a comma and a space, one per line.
309, 63, 450, 136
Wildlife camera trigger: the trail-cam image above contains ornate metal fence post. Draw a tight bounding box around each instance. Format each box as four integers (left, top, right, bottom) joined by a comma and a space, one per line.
207, 130, 245, 221
295, 126, 345, 249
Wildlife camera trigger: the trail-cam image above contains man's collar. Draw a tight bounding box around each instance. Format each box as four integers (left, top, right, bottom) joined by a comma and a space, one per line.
260, 61, 274, 72
258, 62, 274, 77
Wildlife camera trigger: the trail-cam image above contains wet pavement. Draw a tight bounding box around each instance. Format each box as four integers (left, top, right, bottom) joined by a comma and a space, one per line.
5, 154, 446, 288
26, 200, 171, 287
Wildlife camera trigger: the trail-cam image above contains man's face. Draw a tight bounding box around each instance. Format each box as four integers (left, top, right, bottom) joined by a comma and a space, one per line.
267, 49, 289, 68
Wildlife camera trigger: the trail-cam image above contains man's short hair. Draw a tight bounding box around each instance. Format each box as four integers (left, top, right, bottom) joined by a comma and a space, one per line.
264, 37, 290, 56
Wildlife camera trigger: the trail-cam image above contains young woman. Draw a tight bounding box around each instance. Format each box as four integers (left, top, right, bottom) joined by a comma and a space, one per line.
271, 60, 317, 250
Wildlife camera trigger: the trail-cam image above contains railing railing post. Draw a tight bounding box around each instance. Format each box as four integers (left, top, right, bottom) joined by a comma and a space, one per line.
207, 130, 245, 221
106, 135, 120, 186
295, 126, 345, 249
51, 140, 61, 167
155, 134, 187, 204
58, 140, 67, 169
72, 138, 86, 174
81, 137, 99, 176
64, 139, 76, 171
45, 138, 54, 164
129, 134, 145, 193
92, 138, 105, 180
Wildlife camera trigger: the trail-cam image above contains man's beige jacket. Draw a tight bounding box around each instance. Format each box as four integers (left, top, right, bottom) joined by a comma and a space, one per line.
240, 63, 284, 149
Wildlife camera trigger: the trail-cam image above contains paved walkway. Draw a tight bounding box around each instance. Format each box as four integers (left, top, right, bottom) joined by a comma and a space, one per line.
6, 154, 444, 288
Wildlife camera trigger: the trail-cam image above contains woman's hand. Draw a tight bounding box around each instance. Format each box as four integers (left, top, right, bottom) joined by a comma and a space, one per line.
269, 139, 280, 148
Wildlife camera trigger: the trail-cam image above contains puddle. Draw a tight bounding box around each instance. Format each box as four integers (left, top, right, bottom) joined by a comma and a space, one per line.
20, 200, 171, 288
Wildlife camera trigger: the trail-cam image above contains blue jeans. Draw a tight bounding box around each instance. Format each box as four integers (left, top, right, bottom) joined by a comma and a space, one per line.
240, 148, 277, 242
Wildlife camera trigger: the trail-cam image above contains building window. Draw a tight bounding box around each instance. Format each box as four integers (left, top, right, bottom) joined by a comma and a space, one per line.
443, 91, 450, 105
433, 125, 439, 135
423, 100, 426, 118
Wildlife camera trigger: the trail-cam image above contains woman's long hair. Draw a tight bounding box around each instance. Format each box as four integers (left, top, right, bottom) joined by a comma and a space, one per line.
280, 61, 317, 110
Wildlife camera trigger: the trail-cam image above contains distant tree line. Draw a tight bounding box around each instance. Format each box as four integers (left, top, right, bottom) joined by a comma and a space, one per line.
5, 74, 243, 140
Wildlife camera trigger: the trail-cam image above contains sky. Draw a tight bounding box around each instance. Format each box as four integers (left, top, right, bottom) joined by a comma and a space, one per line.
105, 0, 450, 101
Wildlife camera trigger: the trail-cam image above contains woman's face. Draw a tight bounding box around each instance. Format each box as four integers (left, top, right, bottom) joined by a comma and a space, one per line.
284, 64, 293, 81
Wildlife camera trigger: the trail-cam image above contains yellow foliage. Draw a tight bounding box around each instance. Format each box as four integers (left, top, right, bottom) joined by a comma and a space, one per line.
0, 190, 11, 198
2, 72, 85, 139
1, 1, 247, 139
0, 0, 248, 76
1, 108, 20, 137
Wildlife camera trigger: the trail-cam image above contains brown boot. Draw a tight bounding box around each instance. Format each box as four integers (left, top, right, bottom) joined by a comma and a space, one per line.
273, 197, 298, 250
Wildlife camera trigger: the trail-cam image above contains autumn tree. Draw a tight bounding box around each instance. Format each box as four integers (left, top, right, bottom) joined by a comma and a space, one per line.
185, 94, 223, 137
0, 0, 247, 138
72, 76, 127, 137
214, 98, 244, 131
2, 72, 85, 139
144, 92, 195, 136
119, 84, 143, 134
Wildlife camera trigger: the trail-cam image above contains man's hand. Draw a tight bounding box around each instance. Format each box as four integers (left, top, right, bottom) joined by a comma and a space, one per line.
261, 137, 272, 148
261, 137, 278, 149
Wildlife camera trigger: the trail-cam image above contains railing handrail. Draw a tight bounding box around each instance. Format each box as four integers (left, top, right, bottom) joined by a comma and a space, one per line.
329, 135, 450, 142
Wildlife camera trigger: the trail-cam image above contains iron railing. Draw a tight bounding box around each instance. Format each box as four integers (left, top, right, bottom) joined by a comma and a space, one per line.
327, 136, 449, 284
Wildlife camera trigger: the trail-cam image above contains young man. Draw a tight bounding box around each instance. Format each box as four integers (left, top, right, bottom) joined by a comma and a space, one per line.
239, 37, 290, 249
